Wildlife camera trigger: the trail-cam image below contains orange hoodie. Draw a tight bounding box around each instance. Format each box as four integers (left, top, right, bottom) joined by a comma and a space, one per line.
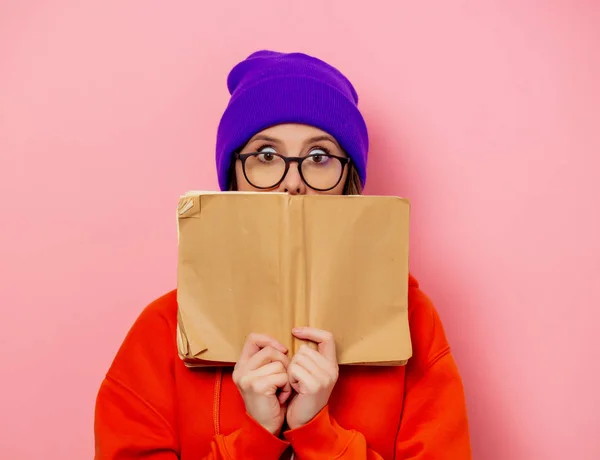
94, 275, 471, 459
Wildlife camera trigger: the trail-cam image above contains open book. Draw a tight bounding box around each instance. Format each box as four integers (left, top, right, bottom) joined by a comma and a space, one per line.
176, 191, 412, 367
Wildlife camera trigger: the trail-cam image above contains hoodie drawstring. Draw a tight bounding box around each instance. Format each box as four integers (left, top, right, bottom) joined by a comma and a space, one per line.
213, 368, 223, 435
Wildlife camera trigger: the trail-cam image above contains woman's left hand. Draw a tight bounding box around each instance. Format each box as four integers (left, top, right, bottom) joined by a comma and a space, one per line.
286, 327, 339, 430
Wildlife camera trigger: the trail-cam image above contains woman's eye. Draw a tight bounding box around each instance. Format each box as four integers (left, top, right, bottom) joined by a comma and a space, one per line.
257, 146, 277, 162
308, 150, 330, 164
257, 153, 275, 162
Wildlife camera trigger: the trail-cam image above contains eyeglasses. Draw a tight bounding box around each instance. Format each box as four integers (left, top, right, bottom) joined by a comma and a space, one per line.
235, 152, 350, 191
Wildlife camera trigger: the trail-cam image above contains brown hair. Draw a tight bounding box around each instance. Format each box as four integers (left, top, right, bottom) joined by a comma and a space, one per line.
228, 162, 363, 195
343, 164, 363, 195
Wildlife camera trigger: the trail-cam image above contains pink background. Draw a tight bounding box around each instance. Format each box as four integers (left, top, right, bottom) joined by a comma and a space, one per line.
1, 1, 599, 458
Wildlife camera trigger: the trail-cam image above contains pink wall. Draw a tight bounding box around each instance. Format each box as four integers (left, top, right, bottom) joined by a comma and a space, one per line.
1, 1, 599, 458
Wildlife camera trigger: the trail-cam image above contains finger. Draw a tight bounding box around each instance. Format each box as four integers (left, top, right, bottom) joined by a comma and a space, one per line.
247, 346, 291, 371
250, 372, 289, 395
289, 362, 319, 393
292, 327, 337, 361
239, 333, 288, 362
238, 363, 287, 391
248, 360, 286, 378
292, 352, 330, 382
297, 344, 333, 369
278, 381, 293, 405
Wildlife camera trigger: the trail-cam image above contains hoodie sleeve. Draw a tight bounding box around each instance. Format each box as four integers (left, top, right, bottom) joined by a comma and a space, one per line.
94, 298, 289, 460
283, 282, 472, 459
283, 406, 383, 459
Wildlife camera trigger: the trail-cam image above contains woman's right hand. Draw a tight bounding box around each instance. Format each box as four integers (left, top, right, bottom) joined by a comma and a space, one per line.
232, 333, 292, 435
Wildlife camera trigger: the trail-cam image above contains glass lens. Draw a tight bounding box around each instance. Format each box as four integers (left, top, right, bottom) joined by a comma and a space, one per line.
301, 155, 343, 190
244, 153, 286, 188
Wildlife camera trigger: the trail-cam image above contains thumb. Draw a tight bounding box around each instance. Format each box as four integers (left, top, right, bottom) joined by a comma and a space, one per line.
278, 381, 292, 404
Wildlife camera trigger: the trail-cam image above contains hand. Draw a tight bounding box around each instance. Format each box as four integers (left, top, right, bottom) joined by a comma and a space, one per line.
232, 333, 292, 435
286, 327, 339, 430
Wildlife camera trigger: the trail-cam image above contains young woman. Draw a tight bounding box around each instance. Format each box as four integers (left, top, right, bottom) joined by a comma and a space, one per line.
95, 50, 472, 459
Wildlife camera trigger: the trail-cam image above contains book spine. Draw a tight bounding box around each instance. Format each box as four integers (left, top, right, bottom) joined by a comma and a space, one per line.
280, 196, 293, 354
284, 196, 308, 357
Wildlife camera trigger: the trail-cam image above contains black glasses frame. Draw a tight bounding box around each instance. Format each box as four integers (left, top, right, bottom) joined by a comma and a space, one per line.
235, 152, 351, 191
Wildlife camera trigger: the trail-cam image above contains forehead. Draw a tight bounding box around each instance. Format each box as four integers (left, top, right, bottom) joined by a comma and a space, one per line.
252, 123, 337, 144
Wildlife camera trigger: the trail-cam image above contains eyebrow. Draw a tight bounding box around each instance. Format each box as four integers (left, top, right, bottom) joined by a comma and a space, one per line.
305, 135, 339, 146
248, 134, 280, 143
247, 134, 340, 147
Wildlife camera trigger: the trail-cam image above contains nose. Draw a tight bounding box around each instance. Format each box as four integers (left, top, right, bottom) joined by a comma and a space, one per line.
278, 163, 306, 195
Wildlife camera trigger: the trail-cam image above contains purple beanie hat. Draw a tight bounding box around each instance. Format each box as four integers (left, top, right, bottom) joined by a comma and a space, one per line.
215, 50, 369, 191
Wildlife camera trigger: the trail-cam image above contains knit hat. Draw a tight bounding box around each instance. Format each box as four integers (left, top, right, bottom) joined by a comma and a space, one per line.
215, 50, 369, 191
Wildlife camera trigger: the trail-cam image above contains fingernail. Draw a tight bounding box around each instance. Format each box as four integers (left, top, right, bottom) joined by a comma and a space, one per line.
292, 327, 302, 333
